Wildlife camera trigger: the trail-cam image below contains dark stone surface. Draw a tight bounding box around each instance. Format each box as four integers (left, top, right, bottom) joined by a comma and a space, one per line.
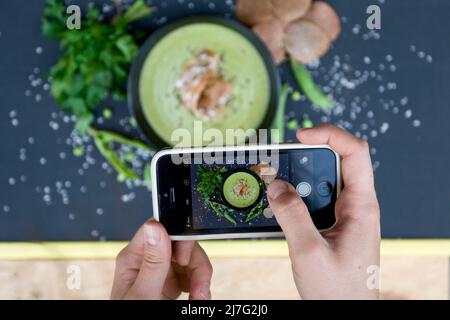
0, 0, 449, 240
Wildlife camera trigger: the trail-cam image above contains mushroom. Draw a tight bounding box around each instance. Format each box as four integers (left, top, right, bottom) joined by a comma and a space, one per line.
303, 1, 341, 41
270, 0, 311, 24
284, 19, 331, 64
250, 162, 278, 184
236, 0, 341, 66
236, 0, 274, 26
252, 19, 286, 64
263, 207, 274, 219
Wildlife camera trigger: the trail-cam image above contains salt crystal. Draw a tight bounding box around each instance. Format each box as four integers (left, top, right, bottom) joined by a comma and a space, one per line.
91, 230, 99, 237
379, 122, 390, 134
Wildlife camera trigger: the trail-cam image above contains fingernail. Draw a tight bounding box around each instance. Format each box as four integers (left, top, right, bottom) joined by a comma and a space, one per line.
268, 181, 289, 200
145, 224, 161, 246
199, 282, 211, 300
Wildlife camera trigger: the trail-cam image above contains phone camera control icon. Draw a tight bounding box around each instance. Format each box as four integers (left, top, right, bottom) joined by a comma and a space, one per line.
299, 156, 309, 165
296, 182, 312, 197
183, 180, 190, 186
317, 181, 333, 197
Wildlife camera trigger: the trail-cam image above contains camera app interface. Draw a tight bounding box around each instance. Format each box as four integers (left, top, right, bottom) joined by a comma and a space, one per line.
189, 149, 336, 230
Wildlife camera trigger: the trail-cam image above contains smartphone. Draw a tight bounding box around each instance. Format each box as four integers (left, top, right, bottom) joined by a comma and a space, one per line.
151, 144, 341, 240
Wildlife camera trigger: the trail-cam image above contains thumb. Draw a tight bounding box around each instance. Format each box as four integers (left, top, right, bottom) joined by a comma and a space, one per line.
125, 221, 172, 299
267, 180, 323, 256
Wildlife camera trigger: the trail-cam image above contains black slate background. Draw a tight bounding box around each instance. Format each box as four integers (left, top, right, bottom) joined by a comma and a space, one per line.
0, 0, 449, 241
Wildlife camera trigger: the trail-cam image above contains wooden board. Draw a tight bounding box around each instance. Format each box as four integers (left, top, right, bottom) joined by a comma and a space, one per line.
0, 256, 447, 299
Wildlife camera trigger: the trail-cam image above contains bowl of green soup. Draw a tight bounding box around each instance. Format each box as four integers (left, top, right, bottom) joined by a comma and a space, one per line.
221, 169, 263, 211
128, 16, 280, 149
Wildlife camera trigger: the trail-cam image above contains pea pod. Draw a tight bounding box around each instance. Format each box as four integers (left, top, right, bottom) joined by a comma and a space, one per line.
271, 83, 289, 143
144, 162, 152, 190
92, 134, 139, 180
89, 127, 154, 154
209, 200, 237, 225
223, 212, 237, 225
289, 56, 333, 109
208, 200, 224, 217
245, 200, 264, 222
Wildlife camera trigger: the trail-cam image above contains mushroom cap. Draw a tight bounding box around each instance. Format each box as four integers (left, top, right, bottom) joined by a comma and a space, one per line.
270, 0, 311, 23
284, 19, 331, 64
252, 19, 286, 64
263, 207, 274, 219
303, 1, 341, 41
236, 0, 274, 26
250, 162, 278, 184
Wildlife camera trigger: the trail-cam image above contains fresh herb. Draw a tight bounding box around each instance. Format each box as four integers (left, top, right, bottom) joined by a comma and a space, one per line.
42, 0, 152, 134
289, 56, 333, 110
196, 166, 227, 199
271, 83, 289, 143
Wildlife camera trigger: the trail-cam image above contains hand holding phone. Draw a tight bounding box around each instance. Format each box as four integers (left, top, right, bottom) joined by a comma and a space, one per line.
270, 125, 380, 299
151, 141, 341, 240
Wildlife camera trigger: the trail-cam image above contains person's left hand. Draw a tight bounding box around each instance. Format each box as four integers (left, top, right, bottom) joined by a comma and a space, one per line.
111, 220, 213, 300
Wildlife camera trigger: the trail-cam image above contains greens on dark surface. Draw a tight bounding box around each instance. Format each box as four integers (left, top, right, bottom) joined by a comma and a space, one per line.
42, 0, 152, 133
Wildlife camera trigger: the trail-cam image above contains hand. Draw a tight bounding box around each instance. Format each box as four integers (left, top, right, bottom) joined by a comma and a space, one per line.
111, 220, 213, 300
267, 124, 380, 299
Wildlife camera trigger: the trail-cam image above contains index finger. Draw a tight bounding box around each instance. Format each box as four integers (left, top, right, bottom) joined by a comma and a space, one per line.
296, 124, 375, 196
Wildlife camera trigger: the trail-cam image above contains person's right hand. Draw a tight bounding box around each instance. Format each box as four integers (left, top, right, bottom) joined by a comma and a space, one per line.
267, 124, 381, 299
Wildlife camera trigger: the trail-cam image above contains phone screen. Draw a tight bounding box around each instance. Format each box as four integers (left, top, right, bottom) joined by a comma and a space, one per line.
155, 148, 337, 236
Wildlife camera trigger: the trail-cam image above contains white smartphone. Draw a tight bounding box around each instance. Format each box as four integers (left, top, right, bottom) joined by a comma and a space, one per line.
151, 144, 341, 240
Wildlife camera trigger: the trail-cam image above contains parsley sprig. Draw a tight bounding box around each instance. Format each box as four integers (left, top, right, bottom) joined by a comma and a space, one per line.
42, 0, 152, 133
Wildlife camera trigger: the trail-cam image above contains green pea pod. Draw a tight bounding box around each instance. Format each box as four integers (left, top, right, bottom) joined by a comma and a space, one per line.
245, 201, 264, 222
92, 133, 139, 180
272, 83, 289, 143
144, 162, 152, 190
209, 200, 237, 225
208, 200, 224, 217
223, 212, 237, 225
89, 127, 154, 154
289, 57, 333, 109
